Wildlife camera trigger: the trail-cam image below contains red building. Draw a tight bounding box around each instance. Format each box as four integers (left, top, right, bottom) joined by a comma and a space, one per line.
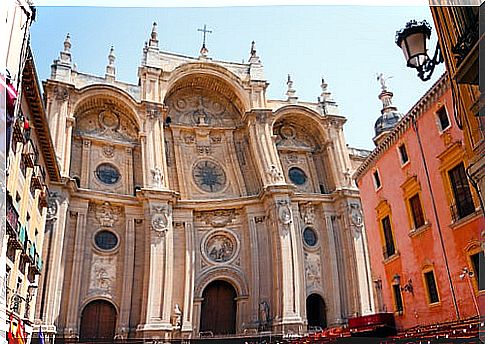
354, 73, 483, 331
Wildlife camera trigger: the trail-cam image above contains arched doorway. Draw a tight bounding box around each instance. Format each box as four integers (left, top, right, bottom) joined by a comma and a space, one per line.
306, 294, 327, 330
200, 280, 237, 335
79, 300, 117, 341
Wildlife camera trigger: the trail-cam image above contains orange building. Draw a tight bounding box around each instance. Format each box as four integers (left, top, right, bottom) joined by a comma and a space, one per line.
354, 73, 483, 331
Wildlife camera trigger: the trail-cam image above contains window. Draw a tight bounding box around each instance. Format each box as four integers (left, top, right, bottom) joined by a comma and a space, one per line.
409, 194, 425, 229
303, 227, 318, 247
471, 251, 484, 291
373, 170, 381, 189
94, 230, 119, 251
95, 163, 121, 185
398, 144, 409, 165
382, 216, 396, 259
448, 163, 475, 220
436, 106, 450, 131
288, 167, 307, 185
392, 284, 404, 313
424, 270, 440, 304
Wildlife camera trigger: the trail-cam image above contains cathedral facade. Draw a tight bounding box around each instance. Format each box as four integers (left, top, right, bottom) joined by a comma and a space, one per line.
36, 24, 374, 340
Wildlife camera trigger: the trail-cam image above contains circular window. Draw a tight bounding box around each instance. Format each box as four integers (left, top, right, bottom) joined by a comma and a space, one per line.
192, 160, 226, 192
303, 227, 318, 247
96, 163, 120, 185
94, 230, 118, 251
288, 167, 307, 185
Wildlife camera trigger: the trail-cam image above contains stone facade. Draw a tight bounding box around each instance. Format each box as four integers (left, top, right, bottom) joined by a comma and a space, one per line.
35, 24, 374, 340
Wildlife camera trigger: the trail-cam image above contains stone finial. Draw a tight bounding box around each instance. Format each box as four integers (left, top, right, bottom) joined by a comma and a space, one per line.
64, 33, 71, 53
105, 46, 116, 81
249, 40, 261, 64
149, 22, 159, 48
59, 33, 72, 65
286, 74, 297, 103
318, 76, 337, 115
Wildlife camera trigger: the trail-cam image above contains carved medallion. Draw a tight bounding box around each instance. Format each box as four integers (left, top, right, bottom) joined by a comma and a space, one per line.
151, 205, 171, 234
203, 231, 238, 263
99, 109, 120, 130
102, 145, 115, 158
95, 202, 120, 228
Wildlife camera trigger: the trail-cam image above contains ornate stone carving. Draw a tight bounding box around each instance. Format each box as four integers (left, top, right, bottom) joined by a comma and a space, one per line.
146, 105, 162, 119
46, 198, 59, 221
151, 167, 164, 188
210, 135, 222, 144
102, 144, 115, 158
89, 255, 116, 295
151, 204, 171, 234
197, 209, 237, 227
99, 109, 120, 130
203, 231, 237, 263
267, 164, 284, 183
277, 200, 292, 225
300, 203, 315, 225
166, 92, 238, 127
304, 252, 322, 288
183, 133, 195, 144
349, 203, 364, 237
95, 202, 120, 228
254, 216, 265, 224
196, 145, 212, 155
258, 301, 270, 330
54, 86, 69, 102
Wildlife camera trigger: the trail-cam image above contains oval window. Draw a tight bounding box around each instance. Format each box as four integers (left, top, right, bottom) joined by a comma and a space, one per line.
94, 230, 118, 251
96, 163, 120, 185
303, 227, 318, 247
288, 167, 307, 185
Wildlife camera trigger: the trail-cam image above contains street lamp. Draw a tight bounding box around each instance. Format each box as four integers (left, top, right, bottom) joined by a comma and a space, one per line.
395, 20, 443, 81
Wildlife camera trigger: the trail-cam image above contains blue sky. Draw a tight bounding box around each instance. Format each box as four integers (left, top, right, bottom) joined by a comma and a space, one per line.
30, 5, 444, 150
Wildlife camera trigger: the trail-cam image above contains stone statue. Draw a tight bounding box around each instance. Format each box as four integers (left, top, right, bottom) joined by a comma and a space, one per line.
173, 304, 182, 330
259, 301, 270, 330
267, 164, 284, 183
376, 73, 393, 91
151, 167, 163, 188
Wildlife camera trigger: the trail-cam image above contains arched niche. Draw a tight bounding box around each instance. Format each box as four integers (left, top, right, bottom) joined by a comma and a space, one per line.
272, 107, 335, 194
164, 72, 246, 127
70, 94, 141, 195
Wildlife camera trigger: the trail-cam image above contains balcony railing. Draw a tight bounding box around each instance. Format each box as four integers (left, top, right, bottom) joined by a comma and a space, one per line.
31, 165, 45, 191
22, 139, 38, 168
450, 201, 476, 222
6, 197, 19, 236
30, 250, 43, 275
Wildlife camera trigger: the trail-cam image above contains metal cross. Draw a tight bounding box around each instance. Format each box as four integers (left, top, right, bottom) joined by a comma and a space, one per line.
197, 24, 212, 46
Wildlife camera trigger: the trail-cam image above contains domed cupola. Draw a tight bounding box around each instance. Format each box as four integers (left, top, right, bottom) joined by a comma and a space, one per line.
373, 74, 402, 146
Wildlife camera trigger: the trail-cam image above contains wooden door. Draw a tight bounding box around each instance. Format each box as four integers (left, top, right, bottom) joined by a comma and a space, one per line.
79, 300, 117, 342
200, 280, 237, 335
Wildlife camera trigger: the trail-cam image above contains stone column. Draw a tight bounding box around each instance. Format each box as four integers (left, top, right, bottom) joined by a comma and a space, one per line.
80, 140, 91, 188
138, 201, 173, 332
125, 147, 134, 195
246, 110, 285, 187
35, 191, 69, 335
324, 214, 343, 325
118, 215, 136, 335
62, 116, 75, 176
144, 106, 169, 189
182, 221, 195, 333
269, 195, 304, 332
64, 202, 88, 337
248, 217, 260, 324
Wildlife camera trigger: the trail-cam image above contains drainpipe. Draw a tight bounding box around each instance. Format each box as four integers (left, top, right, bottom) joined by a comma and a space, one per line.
412, 116, 460, 320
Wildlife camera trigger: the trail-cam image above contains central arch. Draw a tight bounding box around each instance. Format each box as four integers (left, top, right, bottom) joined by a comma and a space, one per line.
306, 293, 327, 330
79, 299, 117, 341
200, 280, 237, 335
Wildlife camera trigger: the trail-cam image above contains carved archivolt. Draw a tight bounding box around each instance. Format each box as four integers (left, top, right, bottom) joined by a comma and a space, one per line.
195, 266, 249, 298
166, 89, 239, 127
75, 103, 138, 143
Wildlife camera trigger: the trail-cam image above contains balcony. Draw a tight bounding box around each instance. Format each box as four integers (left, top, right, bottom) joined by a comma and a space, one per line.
39, 184, 49, 209
22, 239, 34, 264
9, 224, 26, 250
6, 197, 19, 236
31, 165, 45, 191
22, 139, 38, 168
30, 250, 43, 275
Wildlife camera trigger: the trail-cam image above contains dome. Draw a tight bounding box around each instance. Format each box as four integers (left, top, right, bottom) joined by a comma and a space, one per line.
374, 110, 402, 138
